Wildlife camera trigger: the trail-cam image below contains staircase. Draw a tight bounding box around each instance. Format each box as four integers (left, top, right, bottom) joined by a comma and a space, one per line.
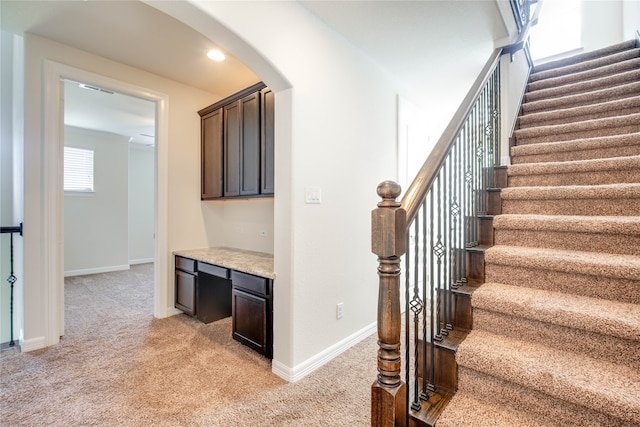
437, 40, 640, 426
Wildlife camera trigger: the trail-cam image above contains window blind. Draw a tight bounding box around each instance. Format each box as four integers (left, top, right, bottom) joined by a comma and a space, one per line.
64, 146, 94, 192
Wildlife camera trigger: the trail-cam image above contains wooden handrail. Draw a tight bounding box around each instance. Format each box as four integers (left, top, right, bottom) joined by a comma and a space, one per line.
400, 48, 502, 226
401, 2, 541, 226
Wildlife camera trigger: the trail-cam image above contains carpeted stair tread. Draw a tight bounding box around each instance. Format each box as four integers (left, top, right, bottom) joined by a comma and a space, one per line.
525, 69, 640, 103
485, 245, 640, 281
472, 282, 640, 342
441, 368, 640, 427
522, 80, 640, 114
518, 95, 640, 129
528, 55, 640, 92
437, 391, 556, 427
473, 308, 640, 370
500, 183, 640, 215
506, 155, 640, 187
501, 182, 640, 201
514, 112, 640, 145
531, 40, 638, 78
494, 214, 640, 235
511, 132, 640, 164
493, 214, 640, 255
456, 330, 640, 424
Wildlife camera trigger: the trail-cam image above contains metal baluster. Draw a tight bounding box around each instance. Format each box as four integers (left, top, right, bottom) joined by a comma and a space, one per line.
404, 227, 411, 414
442, 159, 451, 334
434, 173, 444, 342
410, 215, 422, 411
428, 188, 436, 392
1, 224, 22, 348
420, 198, 429, 401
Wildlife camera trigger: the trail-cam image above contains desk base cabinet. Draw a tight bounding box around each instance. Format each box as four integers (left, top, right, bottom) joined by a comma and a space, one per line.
175, 256, 273, 359
231, 270, 273, 358
175, 270, 196, 316
232, 289, 270, 357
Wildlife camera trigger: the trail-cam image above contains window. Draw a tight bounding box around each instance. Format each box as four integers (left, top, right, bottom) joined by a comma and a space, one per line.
529, 0, 582, 62
64, 146, 94, 192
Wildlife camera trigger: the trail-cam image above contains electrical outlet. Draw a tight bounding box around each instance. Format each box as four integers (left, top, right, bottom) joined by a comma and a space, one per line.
336, 302, 344, 320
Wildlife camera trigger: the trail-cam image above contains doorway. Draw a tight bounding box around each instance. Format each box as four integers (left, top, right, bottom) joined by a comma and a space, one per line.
62, 79, 156, 328
43, 61, 170, 343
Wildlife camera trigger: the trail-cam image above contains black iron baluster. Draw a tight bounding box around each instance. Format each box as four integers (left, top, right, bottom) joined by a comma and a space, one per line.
2, 223, 22, 348
420, 198, 429, 401
428, 189, 436, 392
410, 215, 422, 411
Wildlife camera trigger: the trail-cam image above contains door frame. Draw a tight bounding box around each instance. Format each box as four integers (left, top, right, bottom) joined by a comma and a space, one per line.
43, 60, 170, 344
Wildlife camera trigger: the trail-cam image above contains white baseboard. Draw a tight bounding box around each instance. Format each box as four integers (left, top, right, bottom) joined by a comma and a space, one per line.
129, 258, 154, 265
64, 264, 130, 277
272, 321, 377, 383
20, 336, 46, 352
167, 307, 183, 317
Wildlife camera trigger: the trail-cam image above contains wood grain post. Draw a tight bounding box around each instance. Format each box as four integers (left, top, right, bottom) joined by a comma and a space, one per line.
371, 181, 407, 427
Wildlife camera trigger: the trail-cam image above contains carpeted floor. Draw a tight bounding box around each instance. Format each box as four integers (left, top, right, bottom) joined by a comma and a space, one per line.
0, 264, 376, 426
438, 40, 640, 426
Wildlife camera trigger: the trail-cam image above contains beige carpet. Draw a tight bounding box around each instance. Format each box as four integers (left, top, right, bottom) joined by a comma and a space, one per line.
0, 264, 376, 426
438, 40, 640, 425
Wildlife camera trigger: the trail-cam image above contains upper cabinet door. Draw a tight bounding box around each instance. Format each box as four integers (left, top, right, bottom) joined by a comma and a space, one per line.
261, 88, 275, 195
224, 100, 242, 197
201, 108, 223, 199
240, 92, 260, 196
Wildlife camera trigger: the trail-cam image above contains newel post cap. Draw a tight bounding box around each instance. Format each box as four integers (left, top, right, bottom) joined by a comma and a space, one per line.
371, 181, 406, 258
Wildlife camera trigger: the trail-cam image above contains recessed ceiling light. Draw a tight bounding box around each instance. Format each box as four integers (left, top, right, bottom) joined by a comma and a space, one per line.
207, 49, 225, 61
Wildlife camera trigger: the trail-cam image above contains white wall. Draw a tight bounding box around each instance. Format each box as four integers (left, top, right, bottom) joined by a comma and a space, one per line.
129, 144, 155, 264
582, 0, 625, 51
64, 126, 129, 275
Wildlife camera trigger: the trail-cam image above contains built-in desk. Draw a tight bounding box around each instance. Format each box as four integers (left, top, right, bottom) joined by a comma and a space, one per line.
173, 247, 275, 358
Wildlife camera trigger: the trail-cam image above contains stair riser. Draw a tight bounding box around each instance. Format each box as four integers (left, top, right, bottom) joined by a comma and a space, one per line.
502, 197, 640, 217
473, 309, 640, 370
507, 168, 640, 187
518, 106, 640, 129
494, 228, 640, 256
485, 264, 640, 304
515, 123, 640, 145
511, 143, 640, 164
452, 368, 636, 427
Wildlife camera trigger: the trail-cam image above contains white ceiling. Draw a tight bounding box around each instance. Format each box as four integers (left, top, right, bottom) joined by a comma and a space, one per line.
1, 0, 261, 145
1, 0, 509, 145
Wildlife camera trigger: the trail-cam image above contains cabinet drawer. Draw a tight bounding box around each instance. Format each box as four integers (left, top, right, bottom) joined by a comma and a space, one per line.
231, 270, 268, 296
198, 262, 229, 279
175, 256, 196, 273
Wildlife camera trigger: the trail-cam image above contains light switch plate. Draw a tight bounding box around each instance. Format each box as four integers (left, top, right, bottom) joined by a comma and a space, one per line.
305, 186, 321, 204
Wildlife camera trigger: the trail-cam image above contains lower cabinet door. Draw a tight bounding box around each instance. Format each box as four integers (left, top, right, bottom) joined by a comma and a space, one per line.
175, 270, 196, 316
232, 288, 269, 357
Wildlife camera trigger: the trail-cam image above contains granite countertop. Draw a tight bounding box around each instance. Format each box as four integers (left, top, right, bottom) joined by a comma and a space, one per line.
173, 247, 275, 279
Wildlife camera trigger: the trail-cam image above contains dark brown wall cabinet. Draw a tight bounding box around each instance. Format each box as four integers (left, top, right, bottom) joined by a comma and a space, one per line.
199, 82, 274, 200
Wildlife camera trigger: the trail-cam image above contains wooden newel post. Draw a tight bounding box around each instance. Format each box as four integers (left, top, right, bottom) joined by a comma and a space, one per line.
371, 180, 407, 427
